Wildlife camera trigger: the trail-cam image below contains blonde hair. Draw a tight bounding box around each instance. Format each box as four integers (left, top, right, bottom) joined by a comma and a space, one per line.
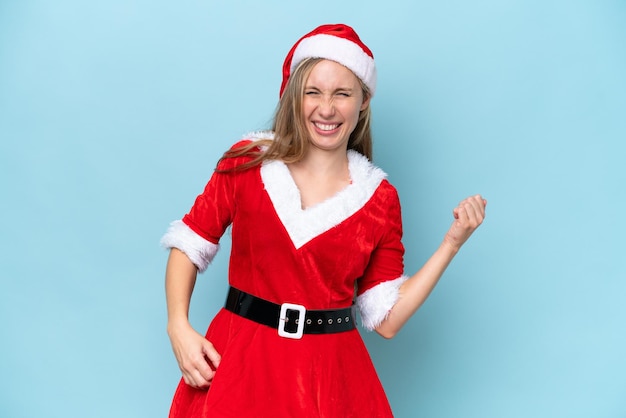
218, 58, 373, 171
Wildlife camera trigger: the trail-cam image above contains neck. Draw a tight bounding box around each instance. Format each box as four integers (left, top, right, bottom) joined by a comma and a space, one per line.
293, 147, 349, 177
286, 147, 352, 209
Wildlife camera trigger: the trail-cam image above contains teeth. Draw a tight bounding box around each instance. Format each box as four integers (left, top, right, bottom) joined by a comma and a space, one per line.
315, 123, 338, 131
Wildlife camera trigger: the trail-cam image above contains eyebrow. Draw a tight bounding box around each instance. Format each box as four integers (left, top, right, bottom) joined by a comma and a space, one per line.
304, 86, 355, 93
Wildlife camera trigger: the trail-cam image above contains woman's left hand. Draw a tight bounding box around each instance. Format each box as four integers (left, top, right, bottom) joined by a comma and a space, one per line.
443, 194, 487, 252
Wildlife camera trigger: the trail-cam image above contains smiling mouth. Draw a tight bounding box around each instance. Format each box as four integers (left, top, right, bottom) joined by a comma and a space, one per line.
314, 122, 340, 131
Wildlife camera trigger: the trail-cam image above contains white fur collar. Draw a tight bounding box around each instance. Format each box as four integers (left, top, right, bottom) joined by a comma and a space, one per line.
260, 147, 387, 249
243, 130, 275, 141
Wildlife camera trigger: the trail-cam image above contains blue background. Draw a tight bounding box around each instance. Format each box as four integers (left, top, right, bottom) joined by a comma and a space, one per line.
1, 1, 625, 417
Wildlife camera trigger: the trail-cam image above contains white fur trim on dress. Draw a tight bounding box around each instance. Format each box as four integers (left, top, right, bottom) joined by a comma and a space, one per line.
261, 150, 387, 249
241, 130, 275, 141
357, 275, 409, 331
160, 220, 219, 273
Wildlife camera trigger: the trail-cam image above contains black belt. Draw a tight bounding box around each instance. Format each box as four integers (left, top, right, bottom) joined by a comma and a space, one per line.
224, 286, 355, 339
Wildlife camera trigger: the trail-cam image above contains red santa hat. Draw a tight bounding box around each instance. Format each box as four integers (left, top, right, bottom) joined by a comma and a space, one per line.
280, 23, 377, 97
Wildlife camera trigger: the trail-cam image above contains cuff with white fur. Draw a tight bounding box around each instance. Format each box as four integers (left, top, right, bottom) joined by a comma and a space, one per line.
160, 220, 219, 273
357, 275, 409, 331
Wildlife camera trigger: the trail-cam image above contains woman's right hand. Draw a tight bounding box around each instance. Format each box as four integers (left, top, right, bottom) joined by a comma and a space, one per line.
167, 321, 221, 389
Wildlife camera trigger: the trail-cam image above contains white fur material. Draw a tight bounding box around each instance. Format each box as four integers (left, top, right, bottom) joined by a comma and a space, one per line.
357, 275, 409, 331
260, 150, 387, 249
292, 34, 377, 95
160, 220, 219, 273
242, 130, 275, 141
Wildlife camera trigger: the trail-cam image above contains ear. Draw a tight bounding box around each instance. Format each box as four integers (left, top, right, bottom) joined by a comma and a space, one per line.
360, 94, 371, 111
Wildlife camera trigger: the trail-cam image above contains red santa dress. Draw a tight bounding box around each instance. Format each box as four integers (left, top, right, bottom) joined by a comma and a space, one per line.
161, 132, 408, 417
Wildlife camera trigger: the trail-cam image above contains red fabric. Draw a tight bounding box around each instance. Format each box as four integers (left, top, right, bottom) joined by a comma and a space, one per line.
171, 143, 403, 417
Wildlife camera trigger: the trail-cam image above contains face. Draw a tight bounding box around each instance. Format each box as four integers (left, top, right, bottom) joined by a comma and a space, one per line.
302, 59, 370, 154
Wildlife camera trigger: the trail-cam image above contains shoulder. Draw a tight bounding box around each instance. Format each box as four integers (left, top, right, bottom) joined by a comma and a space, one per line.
346, 150, 401, 211
347, 150, 392, 194
230, 130, 275, 150
216, 131, 275, 171
230, 131, 274, 151
241, 130, 275, 143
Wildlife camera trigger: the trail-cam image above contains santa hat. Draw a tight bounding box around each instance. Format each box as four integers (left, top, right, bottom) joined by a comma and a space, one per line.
280, 24, 377, 97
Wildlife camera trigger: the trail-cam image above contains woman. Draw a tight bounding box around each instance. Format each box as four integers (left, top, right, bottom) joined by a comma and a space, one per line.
161, 24, 486, 417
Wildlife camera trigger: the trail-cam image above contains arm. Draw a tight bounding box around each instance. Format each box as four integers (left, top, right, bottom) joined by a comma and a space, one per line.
166, 248, 221, 388
375, 195, 487, 339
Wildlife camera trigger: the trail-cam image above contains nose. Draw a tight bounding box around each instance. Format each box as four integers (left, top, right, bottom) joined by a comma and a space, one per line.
317, 96, 335, 118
